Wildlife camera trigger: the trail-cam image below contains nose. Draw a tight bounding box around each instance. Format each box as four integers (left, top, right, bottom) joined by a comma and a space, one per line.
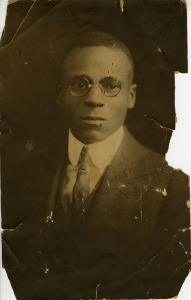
84, 85, 105, 108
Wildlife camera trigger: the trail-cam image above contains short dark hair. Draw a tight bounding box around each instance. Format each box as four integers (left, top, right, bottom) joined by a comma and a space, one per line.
61, 31, 135, 83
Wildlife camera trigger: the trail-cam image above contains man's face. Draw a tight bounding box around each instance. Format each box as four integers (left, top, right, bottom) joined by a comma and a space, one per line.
60, 46, 137, 144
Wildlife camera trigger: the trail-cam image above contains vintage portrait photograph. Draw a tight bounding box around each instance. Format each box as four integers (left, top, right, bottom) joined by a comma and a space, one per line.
0, 0, 190, 299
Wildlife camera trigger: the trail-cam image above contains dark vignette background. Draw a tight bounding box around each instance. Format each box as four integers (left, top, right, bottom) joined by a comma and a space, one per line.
0, 0, 187, 167
0, 1, 189, 299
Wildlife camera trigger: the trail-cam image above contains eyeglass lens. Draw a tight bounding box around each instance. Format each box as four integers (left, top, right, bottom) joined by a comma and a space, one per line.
69, 76, 121, 97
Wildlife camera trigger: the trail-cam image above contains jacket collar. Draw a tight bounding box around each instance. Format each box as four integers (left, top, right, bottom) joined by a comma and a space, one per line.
85, 128, 164, 237
44, 127, 163, 219
107, 127, 163, 180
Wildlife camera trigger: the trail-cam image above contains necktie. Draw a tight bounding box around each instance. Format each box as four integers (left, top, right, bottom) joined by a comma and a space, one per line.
71, 146, 91, 219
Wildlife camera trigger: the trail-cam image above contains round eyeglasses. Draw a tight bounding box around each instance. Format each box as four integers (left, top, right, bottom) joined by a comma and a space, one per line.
68, 76, 121, 97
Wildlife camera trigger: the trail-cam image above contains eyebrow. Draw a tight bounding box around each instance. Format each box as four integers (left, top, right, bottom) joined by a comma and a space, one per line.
67, 74, 93, 83
68, 74, 120, 83
100, 76, 119, 81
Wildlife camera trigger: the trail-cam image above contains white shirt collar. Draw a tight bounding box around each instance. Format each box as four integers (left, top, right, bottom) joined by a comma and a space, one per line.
68, 126, 124, 170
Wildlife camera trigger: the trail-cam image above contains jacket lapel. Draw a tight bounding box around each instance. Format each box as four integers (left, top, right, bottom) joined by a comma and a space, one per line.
85, 128, 166, 253
43, 128, 165, 241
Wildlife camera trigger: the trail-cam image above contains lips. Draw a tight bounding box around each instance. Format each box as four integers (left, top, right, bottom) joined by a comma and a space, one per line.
81, 116, 106, 121
80, 116, 106, 126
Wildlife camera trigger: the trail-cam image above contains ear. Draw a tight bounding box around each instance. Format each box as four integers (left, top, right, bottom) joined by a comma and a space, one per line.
128, 83, 137, 109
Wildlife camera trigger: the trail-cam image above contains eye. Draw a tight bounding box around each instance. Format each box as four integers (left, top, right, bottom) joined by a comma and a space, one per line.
70, 79, 88, 89
68, 76, 91, 97
74, 82, 85, 89
104, 83, 118, 90
100, 77, 121, 90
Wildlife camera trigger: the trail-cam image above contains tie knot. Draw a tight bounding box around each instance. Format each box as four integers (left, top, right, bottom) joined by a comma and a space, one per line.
78, 146, 92, 168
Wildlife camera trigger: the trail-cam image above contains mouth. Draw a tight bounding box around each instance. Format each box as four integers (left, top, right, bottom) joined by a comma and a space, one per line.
80, 116, 106, 125
82, 116, 106, 121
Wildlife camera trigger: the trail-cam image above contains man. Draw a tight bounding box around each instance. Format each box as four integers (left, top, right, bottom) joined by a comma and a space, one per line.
2, 31, 190, 300
54, 31, 137, 219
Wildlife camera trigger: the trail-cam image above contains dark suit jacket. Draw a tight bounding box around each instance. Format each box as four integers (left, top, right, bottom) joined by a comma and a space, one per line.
2, 128, 190, 300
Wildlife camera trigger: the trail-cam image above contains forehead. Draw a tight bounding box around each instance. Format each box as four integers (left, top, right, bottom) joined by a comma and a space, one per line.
62, 46, 133, 81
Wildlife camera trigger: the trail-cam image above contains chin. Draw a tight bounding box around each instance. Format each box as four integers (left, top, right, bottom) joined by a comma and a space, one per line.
77, 129, 107, 144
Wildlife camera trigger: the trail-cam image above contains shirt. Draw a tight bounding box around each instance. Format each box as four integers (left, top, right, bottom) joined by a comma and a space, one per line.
61, 126, 124, 207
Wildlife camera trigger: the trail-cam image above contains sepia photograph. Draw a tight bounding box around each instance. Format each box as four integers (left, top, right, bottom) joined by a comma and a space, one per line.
0, 0, 190, 299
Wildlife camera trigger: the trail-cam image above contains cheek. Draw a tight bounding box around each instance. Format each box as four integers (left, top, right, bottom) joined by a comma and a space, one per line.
62, 95, 79, 113
67, 104, 79, 118
110, 98, 129, 118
